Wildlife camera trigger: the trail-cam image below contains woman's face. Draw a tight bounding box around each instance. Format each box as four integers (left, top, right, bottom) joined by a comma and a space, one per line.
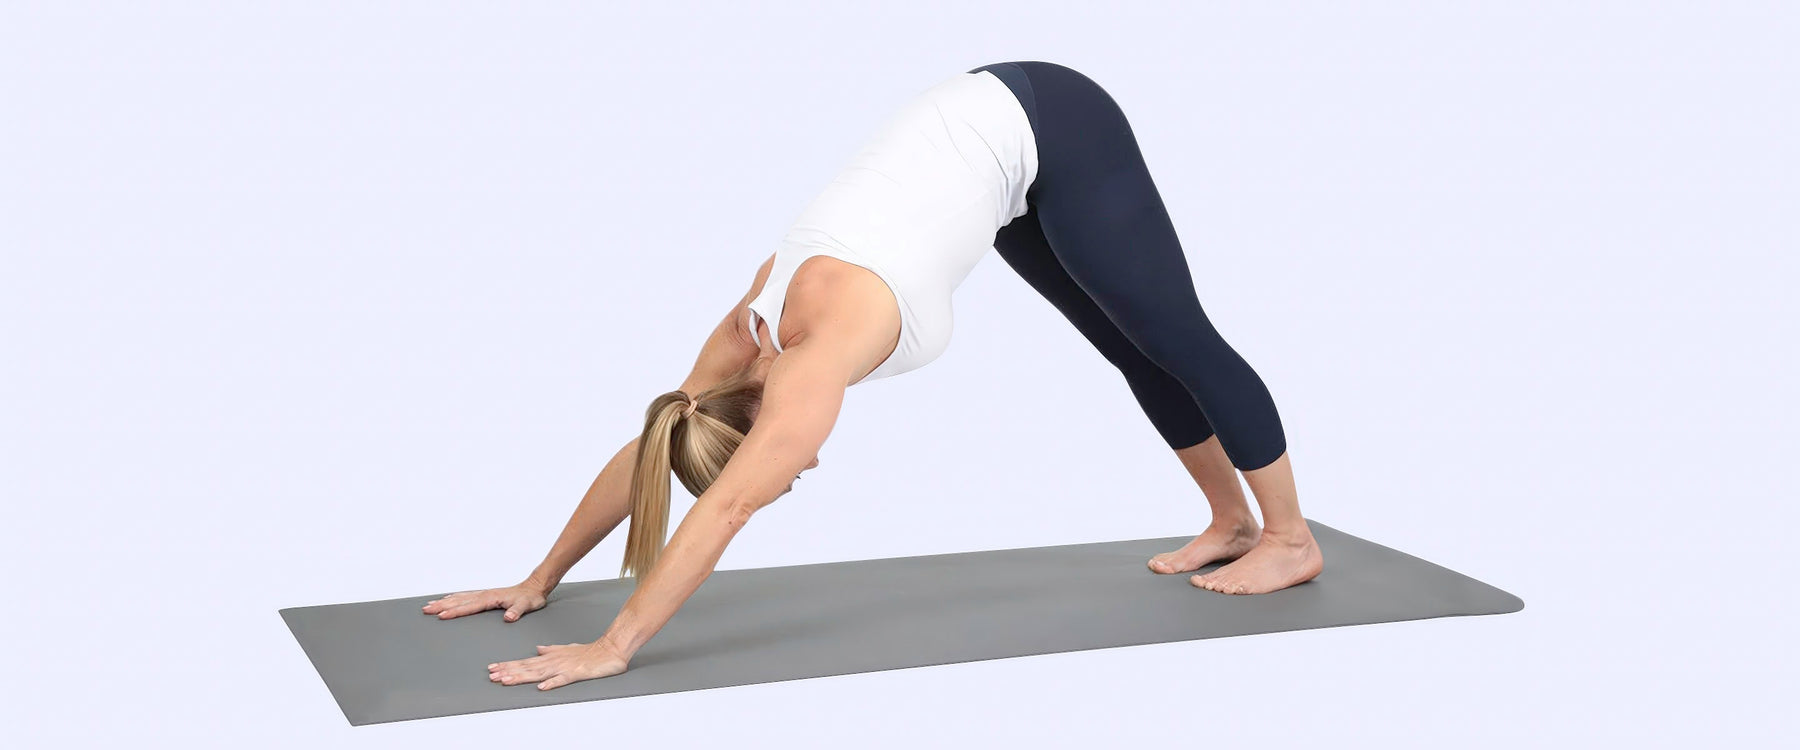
781, 455, 821, 495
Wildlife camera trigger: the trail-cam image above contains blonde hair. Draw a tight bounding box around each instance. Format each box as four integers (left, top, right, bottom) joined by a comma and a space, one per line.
620, 365, 764, 579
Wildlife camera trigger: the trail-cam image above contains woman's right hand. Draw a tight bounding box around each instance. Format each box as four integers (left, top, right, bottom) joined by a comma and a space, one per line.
422, 583, 549, 622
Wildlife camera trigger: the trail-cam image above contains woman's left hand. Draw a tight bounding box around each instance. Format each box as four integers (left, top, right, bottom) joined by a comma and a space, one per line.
488, 640, 630, 690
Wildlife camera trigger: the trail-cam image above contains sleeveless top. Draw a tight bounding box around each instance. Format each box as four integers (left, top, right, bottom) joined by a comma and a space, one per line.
745, 69, 1039, 385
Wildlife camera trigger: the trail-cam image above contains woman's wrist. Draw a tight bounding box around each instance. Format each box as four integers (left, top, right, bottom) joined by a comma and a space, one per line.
590, 636, 634, 665
520, 574, 557, 596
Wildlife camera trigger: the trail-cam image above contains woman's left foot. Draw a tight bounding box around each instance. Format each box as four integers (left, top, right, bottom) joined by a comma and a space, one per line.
1191, 529, 1323, 595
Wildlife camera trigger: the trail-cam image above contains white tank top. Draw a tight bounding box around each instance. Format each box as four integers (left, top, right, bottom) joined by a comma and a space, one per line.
746, 70, 1039, 384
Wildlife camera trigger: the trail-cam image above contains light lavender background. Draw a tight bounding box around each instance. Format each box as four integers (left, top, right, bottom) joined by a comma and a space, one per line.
4, 0, 1794, 746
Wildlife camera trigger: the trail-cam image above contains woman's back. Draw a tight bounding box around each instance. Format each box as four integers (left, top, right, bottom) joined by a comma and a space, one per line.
746, 70, 1039, 385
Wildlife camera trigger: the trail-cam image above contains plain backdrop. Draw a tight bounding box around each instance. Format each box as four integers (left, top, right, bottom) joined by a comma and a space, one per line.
4, 0, 1795, 746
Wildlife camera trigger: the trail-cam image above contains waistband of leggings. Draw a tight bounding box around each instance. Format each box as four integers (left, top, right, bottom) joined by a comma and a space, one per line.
967, 62, 1039, 139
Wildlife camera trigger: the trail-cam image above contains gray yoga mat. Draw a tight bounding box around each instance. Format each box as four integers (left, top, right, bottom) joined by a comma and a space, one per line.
281, 519, 1522, 725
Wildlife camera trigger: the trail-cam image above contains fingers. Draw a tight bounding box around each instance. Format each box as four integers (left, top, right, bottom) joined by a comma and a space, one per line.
424, 597, 464, 616
427, 589, 543, 619
436, 600, 489, 619
449, 592, 510, 619
490, 655, 549, 685
489, 645, 584, 685
421, 590, 476, 614
424, 590, 498, 617
491, 643, 622, 689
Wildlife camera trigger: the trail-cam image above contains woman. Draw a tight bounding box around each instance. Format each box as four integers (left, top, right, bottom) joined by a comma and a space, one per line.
423, 61, 1324, 691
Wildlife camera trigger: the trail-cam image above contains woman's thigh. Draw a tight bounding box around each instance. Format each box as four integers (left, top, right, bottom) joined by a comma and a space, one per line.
994, 204, 1215, 449
1011, 61, 1287, 468
1014, 61, 1225, 363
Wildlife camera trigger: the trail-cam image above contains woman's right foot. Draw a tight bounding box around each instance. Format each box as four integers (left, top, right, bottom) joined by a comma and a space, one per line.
1147, 519, 1262, 574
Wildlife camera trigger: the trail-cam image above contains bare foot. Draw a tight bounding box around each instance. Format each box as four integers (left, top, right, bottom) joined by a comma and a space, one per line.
1147, 518, 1262, 575
1191, 528, 1323, 594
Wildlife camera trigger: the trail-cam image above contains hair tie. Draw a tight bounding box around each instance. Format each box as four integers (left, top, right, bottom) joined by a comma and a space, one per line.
683, 395, 699, 418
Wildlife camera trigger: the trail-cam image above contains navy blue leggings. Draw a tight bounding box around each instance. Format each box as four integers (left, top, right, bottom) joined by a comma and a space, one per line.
968, 61, 1287, 471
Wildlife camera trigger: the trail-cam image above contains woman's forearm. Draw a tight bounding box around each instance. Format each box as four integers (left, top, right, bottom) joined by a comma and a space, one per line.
596, 493, 752, 658
522, 436, 642, 594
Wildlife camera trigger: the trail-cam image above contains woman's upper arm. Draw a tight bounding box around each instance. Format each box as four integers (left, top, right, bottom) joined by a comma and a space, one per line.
702, 335, 855, 512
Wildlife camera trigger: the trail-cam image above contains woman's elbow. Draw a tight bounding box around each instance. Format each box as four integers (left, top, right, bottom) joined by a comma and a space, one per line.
706, 488, 769, 530
722, 497, 760, 528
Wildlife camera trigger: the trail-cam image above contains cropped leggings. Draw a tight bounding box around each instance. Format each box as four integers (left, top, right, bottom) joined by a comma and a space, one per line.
968, 61, 1287, 471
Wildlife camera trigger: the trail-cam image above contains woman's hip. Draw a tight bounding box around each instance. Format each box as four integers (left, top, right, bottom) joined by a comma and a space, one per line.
968, 61, 1146, 200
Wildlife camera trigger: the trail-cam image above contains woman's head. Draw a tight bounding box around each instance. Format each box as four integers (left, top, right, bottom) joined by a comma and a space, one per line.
619, 364, 764, 579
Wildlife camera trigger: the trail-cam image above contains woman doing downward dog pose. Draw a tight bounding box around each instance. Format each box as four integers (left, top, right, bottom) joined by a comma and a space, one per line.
424, 61, 1323, 690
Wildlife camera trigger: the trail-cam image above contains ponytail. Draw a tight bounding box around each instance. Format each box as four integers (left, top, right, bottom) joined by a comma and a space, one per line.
621, 392, 691, 579
620, 369, 766, 580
